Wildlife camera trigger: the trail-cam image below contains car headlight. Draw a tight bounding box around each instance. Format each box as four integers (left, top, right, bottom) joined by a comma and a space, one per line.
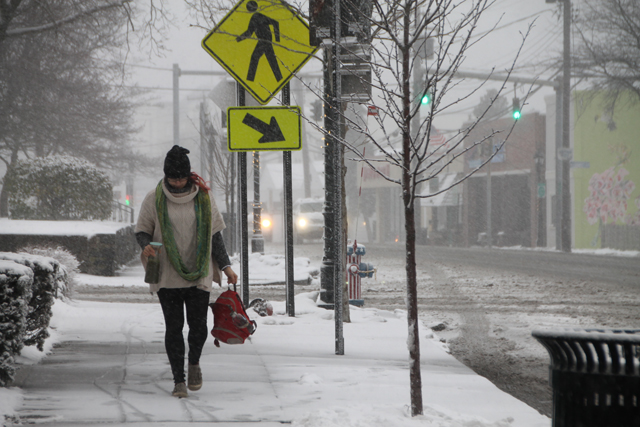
261, 218, 271, 229
298, 218, 307, 228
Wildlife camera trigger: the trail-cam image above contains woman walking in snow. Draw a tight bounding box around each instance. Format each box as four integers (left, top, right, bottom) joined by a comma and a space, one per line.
135, 145, 238, 398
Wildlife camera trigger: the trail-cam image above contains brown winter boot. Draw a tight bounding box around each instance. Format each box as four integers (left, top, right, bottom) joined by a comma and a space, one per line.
188, 364, 203, 391
172, 382, 188, 398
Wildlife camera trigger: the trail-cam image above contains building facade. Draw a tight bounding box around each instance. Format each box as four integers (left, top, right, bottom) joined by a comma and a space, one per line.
461, 112, 547, 247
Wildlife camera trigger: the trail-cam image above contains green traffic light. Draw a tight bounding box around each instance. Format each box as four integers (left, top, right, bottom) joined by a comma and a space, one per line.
421, 94, 431, 105
512, 97, 521, 120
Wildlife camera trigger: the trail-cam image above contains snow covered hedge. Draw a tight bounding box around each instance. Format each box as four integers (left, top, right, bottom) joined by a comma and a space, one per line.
3, 156, 112, 220
18, 245, 78, 298
0, 252, 69, 386
0, 260, 33, 387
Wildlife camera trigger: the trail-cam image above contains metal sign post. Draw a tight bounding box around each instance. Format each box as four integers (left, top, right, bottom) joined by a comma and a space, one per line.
283, 84, 295, 317
237, 83, 250, 305
202, 0, 316, 316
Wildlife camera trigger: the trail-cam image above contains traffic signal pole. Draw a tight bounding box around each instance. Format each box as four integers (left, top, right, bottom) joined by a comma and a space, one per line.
330, 0, 344, 356
283, 83, 295, 317
320, 46, 336, 309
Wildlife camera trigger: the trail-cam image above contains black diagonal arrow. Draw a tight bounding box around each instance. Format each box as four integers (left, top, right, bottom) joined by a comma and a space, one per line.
242, 113, 285, 143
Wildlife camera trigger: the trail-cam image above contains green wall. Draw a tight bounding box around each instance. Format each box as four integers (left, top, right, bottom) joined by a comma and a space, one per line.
573, 91, 640, 248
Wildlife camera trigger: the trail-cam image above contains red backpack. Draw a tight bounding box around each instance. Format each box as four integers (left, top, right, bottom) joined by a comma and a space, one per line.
209, 289, 257, 346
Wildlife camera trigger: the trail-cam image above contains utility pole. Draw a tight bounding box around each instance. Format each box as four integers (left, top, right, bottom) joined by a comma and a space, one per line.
561, 0, 572, 252
541, 0, 572, 251
554, 77, 563, 251
173, 64, 180, 146
486, 156, 492, 248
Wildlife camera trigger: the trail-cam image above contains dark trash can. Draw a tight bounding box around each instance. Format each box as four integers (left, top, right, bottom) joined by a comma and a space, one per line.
532, 328, 640, 427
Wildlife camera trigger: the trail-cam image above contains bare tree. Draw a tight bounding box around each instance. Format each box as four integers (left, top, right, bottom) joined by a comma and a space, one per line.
331, 0, 531, 416
573, 0, 640, 104
0, 0, 167, 216
0, 0, 171, 50
0, 0, 130, 42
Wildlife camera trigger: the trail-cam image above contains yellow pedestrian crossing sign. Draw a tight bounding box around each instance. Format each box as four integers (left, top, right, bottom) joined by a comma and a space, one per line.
227, 106, 301, 151
202, 0, 319, 105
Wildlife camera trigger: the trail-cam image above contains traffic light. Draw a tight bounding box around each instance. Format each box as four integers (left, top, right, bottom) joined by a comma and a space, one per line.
309, 0, 332, 46
310, 99, 323, 121
512, 97, 521, 120
418, 88, 433, 107
125, 194, 132, 206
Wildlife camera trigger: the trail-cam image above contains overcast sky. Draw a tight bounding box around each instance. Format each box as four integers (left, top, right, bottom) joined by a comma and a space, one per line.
126, 0, 565, 132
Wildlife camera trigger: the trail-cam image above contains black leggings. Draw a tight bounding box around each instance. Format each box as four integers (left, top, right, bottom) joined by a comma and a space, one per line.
157, 286, 210, 384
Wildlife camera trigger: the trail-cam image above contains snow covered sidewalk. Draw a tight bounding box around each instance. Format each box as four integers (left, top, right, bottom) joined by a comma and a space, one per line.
3, 291, 550, 426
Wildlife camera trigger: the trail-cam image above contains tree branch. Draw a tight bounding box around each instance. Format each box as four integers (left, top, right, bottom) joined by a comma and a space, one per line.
5, 0, 131, 38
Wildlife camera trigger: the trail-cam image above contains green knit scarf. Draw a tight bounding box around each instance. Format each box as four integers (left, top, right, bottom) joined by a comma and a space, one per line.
156, 180, 212, 281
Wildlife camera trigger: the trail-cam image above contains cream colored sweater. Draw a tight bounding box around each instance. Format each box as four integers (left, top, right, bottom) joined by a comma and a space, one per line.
135, 181, 226, 293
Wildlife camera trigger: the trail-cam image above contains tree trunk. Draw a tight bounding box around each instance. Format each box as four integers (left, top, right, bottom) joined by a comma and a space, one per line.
402, 4, 422, 417
0, 149, 19, 217
0, 183, 8, 217
403, 186, 422, 416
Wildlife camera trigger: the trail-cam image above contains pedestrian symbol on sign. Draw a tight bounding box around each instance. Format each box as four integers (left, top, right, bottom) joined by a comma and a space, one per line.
236, 0, 283, 82
201, 0, 318, 105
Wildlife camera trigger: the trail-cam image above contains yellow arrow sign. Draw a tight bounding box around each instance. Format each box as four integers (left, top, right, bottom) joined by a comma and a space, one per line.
228, 106, 301, 151
202, 0, 318, 105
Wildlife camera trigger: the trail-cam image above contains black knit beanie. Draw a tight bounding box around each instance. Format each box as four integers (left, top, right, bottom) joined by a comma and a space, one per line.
164, 145, 191, 179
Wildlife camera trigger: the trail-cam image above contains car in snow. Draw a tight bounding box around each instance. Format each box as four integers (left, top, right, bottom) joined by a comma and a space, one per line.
293, 198, 324, 243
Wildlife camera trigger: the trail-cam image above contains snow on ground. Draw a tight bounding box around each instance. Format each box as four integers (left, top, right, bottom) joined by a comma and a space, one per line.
75, 252, 319, 288
3, 290, 550, 426
2, 292, 549, 427
5, 219, 633, 425
0, 219, 129, 238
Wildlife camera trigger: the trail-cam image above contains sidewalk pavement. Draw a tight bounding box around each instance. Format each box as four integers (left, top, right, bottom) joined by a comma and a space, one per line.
7, 288, 550, 427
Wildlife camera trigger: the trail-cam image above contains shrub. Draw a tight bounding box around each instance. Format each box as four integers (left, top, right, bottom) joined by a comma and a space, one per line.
0, 251, 68, 354
0, 249, 74, 385
0, 260, 33, 386
19, 245, 78, 298
4, 156, 113, 220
